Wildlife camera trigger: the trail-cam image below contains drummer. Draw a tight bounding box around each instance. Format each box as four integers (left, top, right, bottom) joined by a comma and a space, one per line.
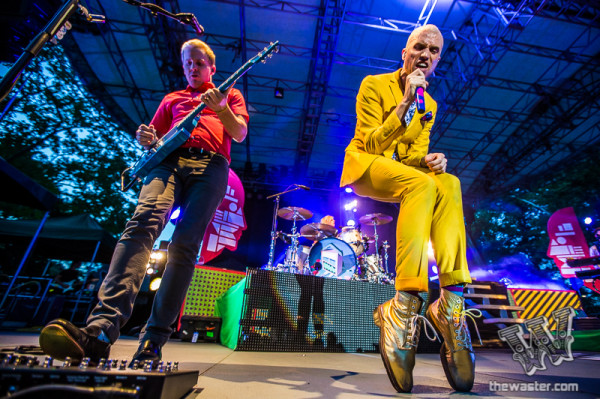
297, 215, 337, 274
320, 215, 336, 228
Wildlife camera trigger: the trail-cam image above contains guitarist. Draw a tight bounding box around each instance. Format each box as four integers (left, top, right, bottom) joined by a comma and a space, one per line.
40, 39, 248, 365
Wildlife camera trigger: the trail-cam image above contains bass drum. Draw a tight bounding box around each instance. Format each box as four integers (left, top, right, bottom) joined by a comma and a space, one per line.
308, 237, 357, 280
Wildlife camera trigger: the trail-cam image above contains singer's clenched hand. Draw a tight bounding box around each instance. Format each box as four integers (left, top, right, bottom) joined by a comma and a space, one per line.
422, 152, 447, 174
395, 70, 429, 122
402, 69, 429, 103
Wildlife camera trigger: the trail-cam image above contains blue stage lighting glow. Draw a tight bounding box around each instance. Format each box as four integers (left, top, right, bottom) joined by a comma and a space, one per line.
584, 217, 592, 225
344, 187, 353, 193
170, 207, 181, 220
347, 219, 356, 226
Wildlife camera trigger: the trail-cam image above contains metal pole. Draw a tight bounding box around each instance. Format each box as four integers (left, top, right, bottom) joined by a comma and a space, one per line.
70, 240, 101, 321
0, 211, 50, 312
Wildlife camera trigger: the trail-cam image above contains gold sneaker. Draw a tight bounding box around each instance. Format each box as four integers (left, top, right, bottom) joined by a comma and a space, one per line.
373, 291, 438, 392
427, 289, 482, 392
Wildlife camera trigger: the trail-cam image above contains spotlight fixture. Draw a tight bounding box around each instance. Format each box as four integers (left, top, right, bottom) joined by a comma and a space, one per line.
274, 86, 284, 99
146, 249, 167, 275
274, 80, 284, 99
149, 277, 162, 291
170, 207, 181, 220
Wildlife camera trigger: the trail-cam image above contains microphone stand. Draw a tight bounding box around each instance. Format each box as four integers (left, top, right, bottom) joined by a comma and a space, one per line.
265, 186, 302, 269
121, 0, 204, 35
0, 0, 94, 102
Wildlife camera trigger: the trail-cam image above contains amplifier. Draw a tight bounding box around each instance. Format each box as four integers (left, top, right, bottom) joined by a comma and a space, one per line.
179, 316, 222, 343
0, 353, 198, 399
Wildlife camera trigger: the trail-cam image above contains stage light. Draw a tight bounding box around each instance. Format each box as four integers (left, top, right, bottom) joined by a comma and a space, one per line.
432, 265, 438, 275
347, 219, 356, 226
584, 217, 593, 225
170, 207, 181, 220
149, 277, 162, 291
344, 187, 353, 193
352, 208, 357, 212
146, 249, 167, 276
428, 241, 434, 257
274, 86, 284, 99
344, 199, 357, 211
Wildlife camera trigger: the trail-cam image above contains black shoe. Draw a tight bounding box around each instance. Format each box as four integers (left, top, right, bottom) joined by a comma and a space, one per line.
39, 319, 110, 365
131, 339, 162, 365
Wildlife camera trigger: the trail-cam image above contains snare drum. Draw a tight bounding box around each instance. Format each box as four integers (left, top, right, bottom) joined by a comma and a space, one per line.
339, 227, 365, 255
308, 237, 357, 280
284, 245, 310, 271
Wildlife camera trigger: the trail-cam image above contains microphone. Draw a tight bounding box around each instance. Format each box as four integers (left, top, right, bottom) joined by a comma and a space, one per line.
415, 87, 425, 114
189, 14, 204, 35
177, 13, 204, 35
295, 184, 311, 191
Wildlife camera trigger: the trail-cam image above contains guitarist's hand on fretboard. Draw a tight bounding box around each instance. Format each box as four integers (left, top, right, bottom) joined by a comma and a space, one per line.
137, 124, 158, 149
200, 87, 230, 113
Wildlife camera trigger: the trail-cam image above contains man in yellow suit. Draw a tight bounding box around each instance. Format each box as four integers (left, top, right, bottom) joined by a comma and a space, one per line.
340, 24, 479, 393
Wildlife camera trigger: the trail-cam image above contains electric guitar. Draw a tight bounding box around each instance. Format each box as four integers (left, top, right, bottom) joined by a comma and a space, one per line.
121, 41, 279, 191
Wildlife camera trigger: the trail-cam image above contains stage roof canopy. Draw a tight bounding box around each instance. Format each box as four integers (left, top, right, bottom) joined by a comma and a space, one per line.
5, 0, 600, 198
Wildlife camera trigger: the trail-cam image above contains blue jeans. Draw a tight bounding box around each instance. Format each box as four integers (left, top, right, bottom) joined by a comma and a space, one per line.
87, 149, 229, 345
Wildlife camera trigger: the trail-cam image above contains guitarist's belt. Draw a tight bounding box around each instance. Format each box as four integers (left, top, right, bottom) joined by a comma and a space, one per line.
170, 147, 226, 162
173, 147, 211, 157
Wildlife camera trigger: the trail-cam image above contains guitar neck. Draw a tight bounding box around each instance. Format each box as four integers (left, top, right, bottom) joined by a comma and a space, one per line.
168, 59, 256, 136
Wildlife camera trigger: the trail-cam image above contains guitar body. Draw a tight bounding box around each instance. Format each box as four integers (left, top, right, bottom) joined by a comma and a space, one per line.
120, 41, 279, 191
124, 126, 191, 188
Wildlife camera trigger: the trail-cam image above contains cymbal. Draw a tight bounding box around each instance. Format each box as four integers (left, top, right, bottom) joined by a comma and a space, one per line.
359, 213, 393, 226
300, 223, 338, 240
277, 207, 313, 221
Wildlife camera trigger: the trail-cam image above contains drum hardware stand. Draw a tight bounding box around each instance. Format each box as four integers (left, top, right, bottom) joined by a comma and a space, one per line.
382, 240, 390, 274
372, 219, 381, 274
284, 214, 302, 273
265, 185, 304, 269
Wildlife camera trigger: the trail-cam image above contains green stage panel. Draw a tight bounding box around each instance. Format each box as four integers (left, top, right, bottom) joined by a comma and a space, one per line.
182, 265, 246, 317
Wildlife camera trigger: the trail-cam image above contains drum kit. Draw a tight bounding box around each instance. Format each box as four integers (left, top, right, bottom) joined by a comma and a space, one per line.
267, 204, 394, 284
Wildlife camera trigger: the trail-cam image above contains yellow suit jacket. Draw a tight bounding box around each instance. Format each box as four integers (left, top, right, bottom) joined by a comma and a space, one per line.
340, 69, 437, 187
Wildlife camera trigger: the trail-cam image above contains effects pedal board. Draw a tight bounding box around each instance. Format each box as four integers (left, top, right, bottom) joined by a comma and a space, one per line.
0, 350, 199, 398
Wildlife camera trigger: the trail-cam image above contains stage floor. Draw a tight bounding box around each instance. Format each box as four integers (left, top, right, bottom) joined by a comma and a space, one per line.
0, 332, 598, 398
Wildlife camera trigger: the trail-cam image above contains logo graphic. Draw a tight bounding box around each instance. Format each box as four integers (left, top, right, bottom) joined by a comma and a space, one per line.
199, 169, 247, 264
498, 306, 575, 376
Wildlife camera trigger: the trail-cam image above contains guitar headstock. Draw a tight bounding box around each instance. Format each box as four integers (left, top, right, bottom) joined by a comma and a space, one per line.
250, 41, 279, 65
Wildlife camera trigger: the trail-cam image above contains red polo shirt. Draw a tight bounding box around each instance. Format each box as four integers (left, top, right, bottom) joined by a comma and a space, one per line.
149, 83, 249, 162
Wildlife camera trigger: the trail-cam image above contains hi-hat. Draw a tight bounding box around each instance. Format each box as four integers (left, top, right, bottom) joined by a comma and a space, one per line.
277, 207, 313, 221
300, 222, 338, 241
362, 235, 375, 243
359, 213, 393, 225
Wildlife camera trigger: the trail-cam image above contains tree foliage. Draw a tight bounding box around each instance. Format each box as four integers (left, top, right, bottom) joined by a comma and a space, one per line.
469, 155, 600, 279
0, 44, 141, 235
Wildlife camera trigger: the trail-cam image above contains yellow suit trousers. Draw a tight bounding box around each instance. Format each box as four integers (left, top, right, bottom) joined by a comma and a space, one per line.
351, 156, 471, 292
